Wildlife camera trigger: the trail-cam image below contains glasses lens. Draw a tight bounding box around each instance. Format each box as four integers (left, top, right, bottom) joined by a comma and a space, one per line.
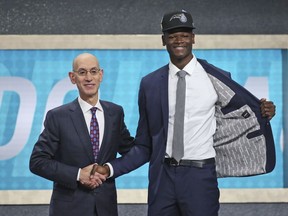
77, 69, 87, 76
90, 68, 98, 75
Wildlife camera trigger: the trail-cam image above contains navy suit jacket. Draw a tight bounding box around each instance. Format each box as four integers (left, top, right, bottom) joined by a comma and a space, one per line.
30, 99, 134, 216
110, 59, 276, 205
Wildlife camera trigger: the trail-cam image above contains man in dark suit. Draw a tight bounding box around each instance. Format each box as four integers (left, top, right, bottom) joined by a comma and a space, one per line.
96, 10, 276, 216
29, 53, 134, 216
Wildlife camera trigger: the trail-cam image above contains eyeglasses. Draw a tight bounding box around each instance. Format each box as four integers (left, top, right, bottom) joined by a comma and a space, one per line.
74, 68, 102, 76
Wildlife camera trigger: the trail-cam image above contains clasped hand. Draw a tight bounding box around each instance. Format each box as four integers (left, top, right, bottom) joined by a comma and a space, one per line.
79, 164, 110, 189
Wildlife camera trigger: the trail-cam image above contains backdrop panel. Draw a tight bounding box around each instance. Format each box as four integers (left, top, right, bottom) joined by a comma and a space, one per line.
0, 49, 283, 190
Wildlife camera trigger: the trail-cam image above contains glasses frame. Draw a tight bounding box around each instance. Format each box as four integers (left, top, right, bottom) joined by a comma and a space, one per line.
74, 67, 102, 76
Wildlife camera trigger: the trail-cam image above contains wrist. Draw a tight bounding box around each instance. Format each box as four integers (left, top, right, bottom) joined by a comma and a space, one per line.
103, 164, 110, 177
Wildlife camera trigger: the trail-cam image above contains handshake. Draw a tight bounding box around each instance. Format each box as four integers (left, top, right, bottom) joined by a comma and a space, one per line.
90, 164, 110, 176
79, 163, 111, 189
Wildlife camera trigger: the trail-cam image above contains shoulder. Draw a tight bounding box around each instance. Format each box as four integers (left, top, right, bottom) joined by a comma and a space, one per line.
142, 64, 168, 82
100, 100, 123, 112
47, 99, 78, 115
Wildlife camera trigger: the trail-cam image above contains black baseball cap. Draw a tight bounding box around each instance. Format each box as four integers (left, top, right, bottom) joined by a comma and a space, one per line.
161, 10, 195, 32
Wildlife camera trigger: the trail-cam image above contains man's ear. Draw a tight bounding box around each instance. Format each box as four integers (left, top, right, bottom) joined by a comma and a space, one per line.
192, 33, 195, 44
68, 72, 76, 84
99, 69, 104, 82
161, 35, 166, 46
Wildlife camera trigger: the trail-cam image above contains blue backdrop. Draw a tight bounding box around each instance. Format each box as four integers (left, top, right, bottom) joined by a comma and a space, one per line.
0, 49, 283, 189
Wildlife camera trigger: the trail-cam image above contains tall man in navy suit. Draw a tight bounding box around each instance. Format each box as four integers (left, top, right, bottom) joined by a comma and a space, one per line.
30, 53, 134, 216
95, 10, 276, 216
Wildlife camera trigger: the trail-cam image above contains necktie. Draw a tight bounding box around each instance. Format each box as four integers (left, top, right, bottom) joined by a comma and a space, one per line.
172, 70, 186, 162
90, 107, 100, 162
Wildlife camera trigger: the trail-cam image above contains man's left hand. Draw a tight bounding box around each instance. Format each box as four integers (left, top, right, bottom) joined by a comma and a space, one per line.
260, 98, 276, 120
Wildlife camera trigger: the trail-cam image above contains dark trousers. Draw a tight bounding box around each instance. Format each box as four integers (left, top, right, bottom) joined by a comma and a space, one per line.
49, 185, 118, 216
148, 163, 219, 216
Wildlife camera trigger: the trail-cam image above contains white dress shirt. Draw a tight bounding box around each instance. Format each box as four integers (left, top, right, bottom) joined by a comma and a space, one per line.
166, 54, 218, 160
78, 96, 105, 147
77, 96, 105, 180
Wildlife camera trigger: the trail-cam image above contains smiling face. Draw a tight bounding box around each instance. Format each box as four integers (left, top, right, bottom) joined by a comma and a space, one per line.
162, 28, 195, 69
69, 53, 103, 106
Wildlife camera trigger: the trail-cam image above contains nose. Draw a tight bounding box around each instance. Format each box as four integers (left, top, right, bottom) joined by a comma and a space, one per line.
174, 36, 184, 43
84, 72, 93, 80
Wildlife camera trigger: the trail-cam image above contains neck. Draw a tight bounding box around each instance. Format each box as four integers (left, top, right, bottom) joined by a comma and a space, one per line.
80, 95, 98, 106
171, 54, 193, 70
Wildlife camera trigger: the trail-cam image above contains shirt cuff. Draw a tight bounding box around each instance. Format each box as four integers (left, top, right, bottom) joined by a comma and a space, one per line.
77, 168, 81, 181
105, 163, 114, 178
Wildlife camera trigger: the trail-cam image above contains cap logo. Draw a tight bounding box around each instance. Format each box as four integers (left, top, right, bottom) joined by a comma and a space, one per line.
169, 13, 187, 23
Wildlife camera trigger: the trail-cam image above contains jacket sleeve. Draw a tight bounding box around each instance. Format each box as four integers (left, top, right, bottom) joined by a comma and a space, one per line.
117, 106, 136, 156
29, 110, 79, 189
109, 80, 151, 178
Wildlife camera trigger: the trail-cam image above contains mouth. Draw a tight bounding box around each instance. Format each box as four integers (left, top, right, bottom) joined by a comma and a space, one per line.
174, 46, 186, 50
84, 84, 95, 88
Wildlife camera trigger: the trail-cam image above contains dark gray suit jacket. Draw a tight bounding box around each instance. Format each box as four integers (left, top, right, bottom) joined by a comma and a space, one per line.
30, 99, 134, 216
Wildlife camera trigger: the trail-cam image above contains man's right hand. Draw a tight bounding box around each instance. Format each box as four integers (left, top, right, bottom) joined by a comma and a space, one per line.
79, 164, 106, 189
90, 164, 110, 177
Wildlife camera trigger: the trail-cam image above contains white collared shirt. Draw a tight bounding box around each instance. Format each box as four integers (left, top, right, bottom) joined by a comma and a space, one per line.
77, 97, 105, 181
78, 96, 105, 148
166, 54, 217, 160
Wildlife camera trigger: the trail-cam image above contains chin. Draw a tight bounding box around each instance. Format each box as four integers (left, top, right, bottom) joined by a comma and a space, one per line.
174, 54, 188, 61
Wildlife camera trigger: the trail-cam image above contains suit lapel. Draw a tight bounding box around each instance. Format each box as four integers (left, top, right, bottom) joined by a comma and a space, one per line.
160, 65, 169, 138
69, 99, 94, 163
97, 101, 113, 164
